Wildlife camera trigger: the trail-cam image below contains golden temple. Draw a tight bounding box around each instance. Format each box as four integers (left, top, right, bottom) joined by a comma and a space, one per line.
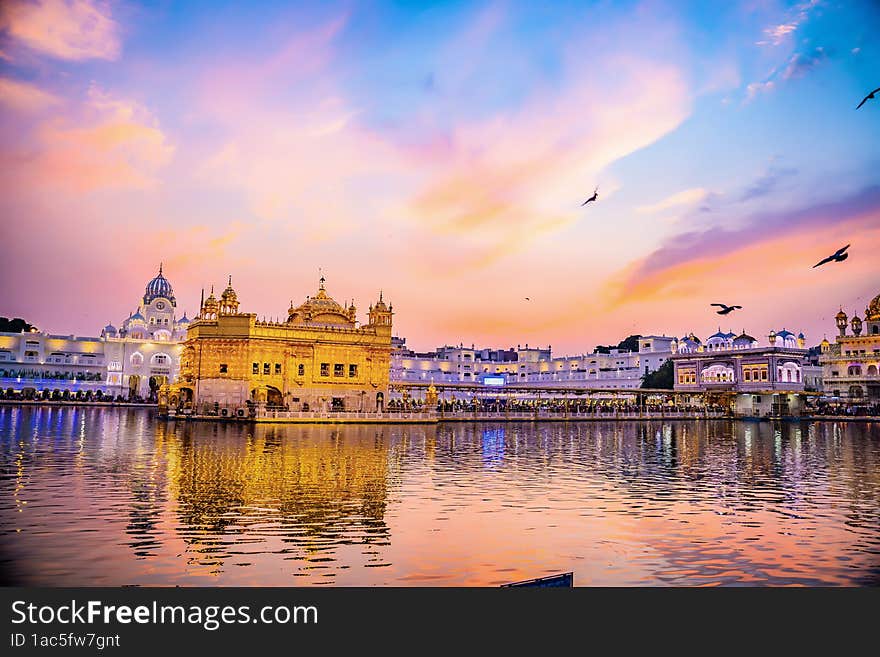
161, 277, 393, 415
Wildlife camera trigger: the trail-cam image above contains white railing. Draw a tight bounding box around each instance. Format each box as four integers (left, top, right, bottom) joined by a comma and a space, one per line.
233, 408, 733, 422
256, 410, 436, 421
436, 410, 728, 419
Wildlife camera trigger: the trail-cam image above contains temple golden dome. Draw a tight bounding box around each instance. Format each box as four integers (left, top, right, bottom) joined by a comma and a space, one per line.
867, 292, 880, 321
287, 277, 354, 326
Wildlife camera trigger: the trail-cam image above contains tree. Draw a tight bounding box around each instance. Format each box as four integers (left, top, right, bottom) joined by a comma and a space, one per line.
595, 334, 642, 354
641, 359, 674, 389
0, 317, 37, 333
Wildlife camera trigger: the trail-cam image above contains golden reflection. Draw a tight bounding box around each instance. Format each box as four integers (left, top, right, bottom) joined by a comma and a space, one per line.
152, 421, 419, 574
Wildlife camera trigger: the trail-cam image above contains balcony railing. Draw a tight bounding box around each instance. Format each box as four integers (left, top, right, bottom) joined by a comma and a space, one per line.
244, 408, 730, 421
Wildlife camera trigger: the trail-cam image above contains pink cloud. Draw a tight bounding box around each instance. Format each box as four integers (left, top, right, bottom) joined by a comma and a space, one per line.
608, 186, 880, 305
2, 83, 174, 192
0, 77, 61, 112
0, 0, 121, 61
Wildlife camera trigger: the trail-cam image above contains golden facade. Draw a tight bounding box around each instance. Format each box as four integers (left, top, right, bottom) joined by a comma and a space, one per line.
820, 292, 880, 401
168, 277, 393, 414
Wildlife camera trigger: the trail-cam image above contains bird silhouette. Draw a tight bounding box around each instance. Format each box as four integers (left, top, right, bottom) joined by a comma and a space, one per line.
711, 303, 742, 315
581, 187, 599, 206
856, 87, 880, 110
813, 244, 850, 268
524, 297, 531, 301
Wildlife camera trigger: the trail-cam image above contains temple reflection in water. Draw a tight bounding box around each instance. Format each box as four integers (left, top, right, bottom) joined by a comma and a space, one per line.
151, 421, 406, 575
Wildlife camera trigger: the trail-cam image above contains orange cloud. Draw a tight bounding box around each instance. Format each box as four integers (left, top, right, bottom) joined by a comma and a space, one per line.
636, 188, 710, 215
4, 84, 174, 191
595, 192, 880, 343
0, 0, 121, 61
403, 57, 690, 271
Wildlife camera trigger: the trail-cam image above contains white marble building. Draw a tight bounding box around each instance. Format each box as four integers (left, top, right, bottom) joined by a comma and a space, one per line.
0, 266, 187, 400
391, 335, 676, 389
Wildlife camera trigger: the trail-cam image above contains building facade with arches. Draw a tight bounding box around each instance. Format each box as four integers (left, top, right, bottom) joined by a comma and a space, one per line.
819, 292, 880, 402
671, 328, 810, 416
0, 266, 185, 400
167, 277, 393, 415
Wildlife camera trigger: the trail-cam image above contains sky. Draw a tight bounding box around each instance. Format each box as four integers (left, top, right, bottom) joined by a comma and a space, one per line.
1, 0, 879, 353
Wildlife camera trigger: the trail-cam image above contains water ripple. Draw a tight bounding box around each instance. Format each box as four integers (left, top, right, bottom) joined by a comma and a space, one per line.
0, 407, 879, 586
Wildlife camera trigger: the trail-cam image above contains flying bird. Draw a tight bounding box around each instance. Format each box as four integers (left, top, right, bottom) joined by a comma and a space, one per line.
856, 87, 880, 110
711, 303, 742, 315
525, 297, 531, 301
813, 244, 850, 268
581, 187, 599, 206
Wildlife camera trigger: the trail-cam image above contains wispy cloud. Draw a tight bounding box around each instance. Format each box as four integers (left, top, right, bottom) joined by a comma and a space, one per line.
637, 188, 710, 215
744, 46, 830, 103
739, 160, 798, 201
757, 0, 821, 46
0, 0, 121, 61
781, 46, 829, 80
0, 77, 61, 112
2, 83, 174, 192
609, 185, 880, 304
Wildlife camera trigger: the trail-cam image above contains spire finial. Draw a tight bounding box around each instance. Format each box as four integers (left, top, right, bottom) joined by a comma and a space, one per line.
228, 274, 232, 286
159, 262, 163, 275
211, 285, 214, 294
379, 290, 383, 302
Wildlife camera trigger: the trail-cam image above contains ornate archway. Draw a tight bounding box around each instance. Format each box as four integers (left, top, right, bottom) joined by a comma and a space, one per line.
266, 386, 283, 407
128, 375, 141, 399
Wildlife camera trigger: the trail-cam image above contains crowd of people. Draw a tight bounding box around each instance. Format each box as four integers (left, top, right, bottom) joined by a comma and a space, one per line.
808, 402, 880, 417
0, 388, 153, 404
386, 397, 712, 415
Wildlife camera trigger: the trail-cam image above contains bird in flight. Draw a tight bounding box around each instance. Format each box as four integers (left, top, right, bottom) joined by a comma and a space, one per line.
813, 244, 850, 268
856, 87, 880, 110
524, 297, 531, 301
581, 187, 599, 206
711, 303, 742, 315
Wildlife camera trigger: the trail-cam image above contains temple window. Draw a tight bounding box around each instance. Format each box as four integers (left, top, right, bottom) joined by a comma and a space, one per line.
349, 364, 358, 377
219, 363, 228, 373
334, 363, 344, 377
320, 363, 329, 377
298, 364, 305, 377
275, 363, 281, 375
253, 362, 259, 375
263, 363, 270, 375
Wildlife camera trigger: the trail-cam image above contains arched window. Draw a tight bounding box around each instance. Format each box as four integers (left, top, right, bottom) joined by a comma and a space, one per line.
131, 353, 143, 366
780, 362, 801, 385
701, 364, 734, 383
